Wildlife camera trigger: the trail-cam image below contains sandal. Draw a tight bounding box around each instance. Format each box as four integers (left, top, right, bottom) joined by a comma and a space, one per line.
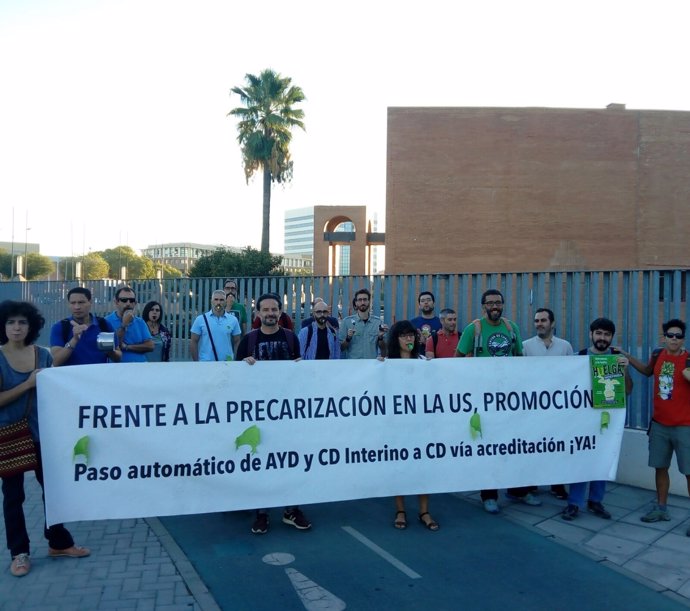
394, 510, 407, 529
419, 511, 439, 531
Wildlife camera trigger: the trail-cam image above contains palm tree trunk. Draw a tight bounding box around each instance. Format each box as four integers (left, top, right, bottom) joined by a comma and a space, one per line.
261, 165, 271, 254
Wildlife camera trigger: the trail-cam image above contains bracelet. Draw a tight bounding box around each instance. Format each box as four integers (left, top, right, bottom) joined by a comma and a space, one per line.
64, 341, 74, 349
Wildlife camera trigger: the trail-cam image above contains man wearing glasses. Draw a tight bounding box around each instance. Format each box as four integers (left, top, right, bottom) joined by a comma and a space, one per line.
298, 301, 340, 360
106, 286, 154, 363
619, 319, 690, 528
456, 289, 532, 513
339, 288, 388, 359
224, 279, 247, 335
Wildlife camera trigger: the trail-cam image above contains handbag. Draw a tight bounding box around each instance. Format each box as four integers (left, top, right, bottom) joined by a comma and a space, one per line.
0, 347, 39, 478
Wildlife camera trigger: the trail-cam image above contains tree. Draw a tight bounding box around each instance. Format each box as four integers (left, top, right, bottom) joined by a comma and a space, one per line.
98, 246, 156, 279
189, 247, 284, 278
58, 253, 110, 280
229, 69, 305, 253
0, 249, 54, 280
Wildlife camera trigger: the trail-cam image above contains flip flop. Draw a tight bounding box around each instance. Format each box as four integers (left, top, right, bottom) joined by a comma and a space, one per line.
419, 511, 439, 531
394, 510, 407, 529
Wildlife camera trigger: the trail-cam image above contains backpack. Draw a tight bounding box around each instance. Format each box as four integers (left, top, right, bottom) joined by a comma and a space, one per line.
61, 316, 109, 343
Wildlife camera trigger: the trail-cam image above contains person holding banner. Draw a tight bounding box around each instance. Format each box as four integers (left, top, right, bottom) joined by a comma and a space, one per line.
617, 319, 690, 528
386, 320, 439, 531
523, 307, 573, 500
562, 317, 631, 521
456, 289, 538, 513
236, 293, 311, 534
0, 301, 90, 578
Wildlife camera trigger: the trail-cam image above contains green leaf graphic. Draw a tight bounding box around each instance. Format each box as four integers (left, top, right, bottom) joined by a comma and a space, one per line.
73, 436, 90, 463
600, 411, 610, 433
470, 411, 482, 440
235, 425, 261, 454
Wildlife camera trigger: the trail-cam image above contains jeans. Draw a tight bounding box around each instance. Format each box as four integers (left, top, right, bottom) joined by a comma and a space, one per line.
2, 445, 74, 557
567, 480, 606, 508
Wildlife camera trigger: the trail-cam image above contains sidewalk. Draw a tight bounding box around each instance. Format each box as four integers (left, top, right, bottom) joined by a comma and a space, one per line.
460, 482, 690, 603
2, 474, 690, 610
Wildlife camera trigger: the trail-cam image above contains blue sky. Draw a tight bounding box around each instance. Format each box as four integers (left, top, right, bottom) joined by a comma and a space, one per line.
1, 0, 688, 256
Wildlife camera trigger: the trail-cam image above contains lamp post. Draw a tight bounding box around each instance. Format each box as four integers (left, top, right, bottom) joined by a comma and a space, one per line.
23, 212, 31, 279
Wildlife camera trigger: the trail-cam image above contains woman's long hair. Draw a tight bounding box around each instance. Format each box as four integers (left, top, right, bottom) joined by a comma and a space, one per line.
386, 320, 419, 359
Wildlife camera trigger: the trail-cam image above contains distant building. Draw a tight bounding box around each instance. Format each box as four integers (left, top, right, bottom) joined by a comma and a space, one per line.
142, 242, 240, 275
284, 207, 315, 257
280, 254, 313, 275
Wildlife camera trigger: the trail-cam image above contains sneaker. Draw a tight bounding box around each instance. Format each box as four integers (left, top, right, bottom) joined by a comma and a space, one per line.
641, 507, 671, 523
10, 553, 30, 577
47, 545, 90, 558
283, 508, 311, 530
561, 504, 579, 521
251, 512, 269, 534
483, 499, 500, 514
506, 492, 542, 506
550, 485, 569, 500
587, 501, 611, 519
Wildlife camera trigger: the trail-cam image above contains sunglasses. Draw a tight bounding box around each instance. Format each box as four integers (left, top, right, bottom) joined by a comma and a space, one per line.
118, 298, 136, 304
665, 332, 685, 339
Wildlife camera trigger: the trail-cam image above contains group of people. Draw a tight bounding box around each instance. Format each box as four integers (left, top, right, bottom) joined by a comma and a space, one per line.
1, 281, 688, 576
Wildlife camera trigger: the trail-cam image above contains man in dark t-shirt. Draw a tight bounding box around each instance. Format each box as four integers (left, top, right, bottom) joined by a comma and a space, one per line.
297, 301, 340, 360
235, 293, 309, 535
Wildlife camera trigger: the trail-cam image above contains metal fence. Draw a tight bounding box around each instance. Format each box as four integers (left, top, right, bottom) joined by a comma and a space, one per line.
1, 269, 688, 430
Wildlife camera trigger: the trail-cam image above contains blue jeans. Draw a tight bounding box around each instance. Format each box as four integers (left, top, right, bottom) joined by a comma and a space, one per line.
2, 445, 74, 557
567, 481, 606, 508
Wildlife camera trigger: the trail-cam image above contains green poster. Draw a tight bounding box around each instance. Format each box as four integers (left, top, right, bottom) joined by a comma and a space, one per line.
590, 355, 626, 409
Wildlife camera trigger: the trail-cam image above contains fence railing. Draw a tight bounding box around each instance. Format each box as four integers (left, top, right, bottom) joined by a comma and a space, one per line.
1, 269, 688, 430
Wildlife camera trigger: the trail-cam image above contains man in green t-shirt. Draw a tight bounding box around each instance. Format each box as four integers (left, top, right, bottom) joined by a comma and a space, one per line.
456, 289, 538, 514
224, 278, 247, 335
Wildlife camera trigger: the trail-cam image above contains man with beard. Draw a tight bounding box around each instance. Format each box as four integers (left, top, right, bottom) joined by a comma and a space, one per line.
50, 287, 122, 365
105, 286, 153, 363
562, 317, 631, 521
425, 308, 459, 359
411, 291, 442, 355
235, 293, 310, 534
616, 319, 690, 528
301, 298, 339, 331
298, 300, 340, 360
339, 288, 388, 359
523, 308, 574, 500
224, 278, 247, 335
456, 289, 534, 513
191, 289, 241, 361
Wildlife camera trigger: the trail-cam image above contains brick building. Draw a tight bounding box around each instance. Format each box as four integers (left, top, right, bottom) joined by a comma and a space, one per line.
385, 105, 690, 274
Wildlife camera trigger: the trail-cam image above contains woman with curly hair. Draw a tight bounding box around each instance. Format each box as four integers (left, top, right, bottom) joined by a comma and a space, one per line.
0, 300, 90, 577
386, 320, 439, 531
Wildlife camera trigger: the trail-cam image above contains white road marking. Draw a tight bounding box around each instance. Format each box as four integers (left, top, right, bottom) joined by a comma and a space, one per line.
263, 552, 347, 610
341, 526, 422, 579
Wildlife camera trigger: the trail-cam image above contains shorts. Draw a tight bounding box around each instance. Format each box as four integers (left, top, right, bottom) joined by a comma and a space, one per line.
648, 421, 690, 474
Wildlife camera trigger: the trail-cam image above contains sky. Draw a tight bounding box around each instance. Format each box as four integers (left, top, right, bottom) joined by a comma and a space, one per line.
1, 0, 689, 258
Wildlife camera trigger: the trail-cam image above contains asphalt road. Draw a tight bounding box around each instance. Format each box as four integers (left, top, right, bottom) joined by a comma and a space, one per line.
161, 493, 688, 611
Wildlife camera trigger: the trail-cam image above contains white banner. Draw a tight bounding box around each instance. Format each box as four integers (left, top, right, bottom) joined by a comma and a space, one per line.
37, 357, 624, 525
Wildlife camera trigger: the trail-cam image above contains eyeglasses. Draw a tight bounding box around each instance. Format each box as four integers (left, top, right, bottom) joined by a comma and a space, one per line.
399, 333, 416, 340
313, 310, 329, 314
665, 332, 685, 339
118, 298, 136, 304
483, 300, 503, 307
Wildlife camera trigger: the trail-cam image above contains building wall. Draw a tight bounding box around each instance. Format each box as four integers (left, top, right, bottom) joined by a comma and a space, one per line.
385, 107, 690, 274
284, 207, 315, 256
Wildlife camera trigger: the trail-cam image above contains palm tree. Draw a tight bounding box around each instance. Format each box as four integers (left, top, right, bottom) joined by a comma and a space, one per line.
229, 69, 305, 253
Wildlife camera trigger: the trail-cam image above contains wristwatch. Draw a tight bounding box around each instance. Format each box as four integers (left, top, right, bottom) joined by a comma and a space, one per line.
121, 342, 128, 351
65, 341, 74, 349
